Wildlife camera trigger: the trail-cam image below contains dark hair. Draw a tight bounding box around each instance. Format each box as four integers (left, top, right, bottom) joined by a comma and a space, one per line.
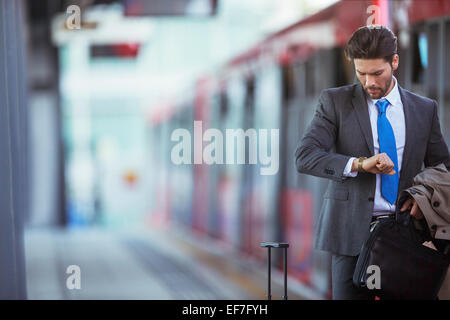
344, 25, 397, 64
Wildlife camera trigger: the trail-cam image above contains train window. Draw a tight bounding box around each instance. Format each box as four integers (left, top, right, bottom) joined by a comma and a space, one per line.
305, 59, 316, 97
335, 48, 352, 87
219, 92, 228, 119
243, 77, 255, 130
315, 51, 330, 92
426, 23, 439, 101
395, 45, 407, 86
282, 65, 296, 102
418, 33, 428, 69
245, 77, 255, 113
210, 93, 222, 127
411, 30, 427, 85
227, 78, 246, 128
292, 62, 306, 99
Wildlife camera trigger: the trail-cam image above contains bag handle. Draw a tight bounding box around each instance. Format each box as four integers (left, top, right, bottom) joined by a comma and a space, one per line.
260, 242, 289, 300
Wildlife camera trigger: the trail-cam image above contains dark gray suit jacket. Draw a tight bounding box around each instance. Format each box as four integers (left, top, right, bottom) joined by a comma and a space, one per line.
295, 82, 450, 256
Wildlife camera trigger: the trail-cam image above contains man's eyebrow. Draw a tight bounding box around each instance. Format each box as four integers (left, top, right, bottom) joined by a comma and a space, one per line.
356, 69, 384, 75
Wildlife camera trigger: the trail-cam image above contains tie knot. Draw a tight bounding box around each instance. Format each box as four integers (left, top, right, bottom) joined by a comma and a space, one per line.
376, 99, 390, 114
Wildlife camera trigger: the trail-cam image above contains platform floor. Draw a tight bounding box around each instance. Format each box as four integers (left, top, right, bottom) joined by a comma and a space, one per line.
24, 225, 313, 300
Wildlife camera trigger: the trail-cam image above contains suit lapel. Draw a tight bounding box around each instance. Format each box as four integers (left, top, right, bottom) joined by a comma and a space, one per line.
351, 83, 374, 156
398, 86, 413, 177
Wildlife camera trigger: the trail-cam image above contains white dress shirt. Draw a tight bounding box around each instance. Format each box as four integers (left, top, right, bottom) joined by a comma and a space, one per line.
343, 76, 406, 216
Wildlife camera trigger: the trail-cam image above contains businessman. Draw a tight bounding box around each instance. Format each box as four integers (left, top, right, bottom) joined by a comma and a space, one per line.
295, 25, 450, 300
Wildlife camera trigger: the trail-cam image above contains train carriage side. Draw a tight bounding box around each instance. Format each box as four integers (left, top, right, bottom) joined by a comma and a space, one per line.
393, 0, 450, 145
144, 0, 450, 300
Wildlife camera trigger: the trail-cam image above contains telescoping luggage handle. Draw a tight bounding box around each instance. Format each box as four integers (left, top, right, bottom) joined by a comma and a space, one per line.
260, 242, 289, 300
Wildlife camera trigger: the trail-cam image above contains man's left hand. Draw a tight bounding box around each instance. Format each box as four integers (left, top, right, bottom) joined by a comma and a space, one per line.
400, 197, 423, 220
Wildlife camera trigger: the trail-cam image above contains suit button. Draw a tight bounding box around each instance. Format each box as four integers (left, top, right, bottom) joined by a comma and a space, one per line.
368, 197, 374, 202
431, 225, 437, 230
433, 201, 440, 207
443, 229, 447, 233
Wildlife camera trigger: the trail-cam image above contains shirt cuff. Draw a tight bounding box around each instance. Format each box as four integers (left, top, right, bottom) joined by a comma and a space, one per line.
343, 157, 358, 177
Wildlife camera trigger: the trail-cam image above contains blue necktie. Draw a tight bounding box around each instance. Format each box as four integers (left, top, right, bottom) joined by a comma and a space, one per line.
376, 99, 399, 204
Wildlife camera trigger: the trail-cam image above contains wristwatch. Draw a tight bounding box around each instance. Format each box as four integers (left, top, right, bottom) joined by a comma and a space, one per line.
358, 157, 367, 172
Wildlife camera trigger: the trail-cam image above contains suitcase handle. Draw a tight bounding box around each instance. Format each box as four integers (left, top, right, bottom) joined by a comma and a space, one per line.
260, 242, 289, 300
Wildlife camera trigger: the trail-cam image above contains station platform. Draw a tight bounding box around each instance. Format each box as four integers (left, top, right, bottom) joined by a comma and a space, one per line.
24, 224, 319, 300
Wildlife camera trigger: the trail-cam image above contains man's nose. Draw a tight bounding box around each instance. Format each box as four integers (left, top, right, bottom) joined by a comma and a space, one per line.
365, 75, 377, 87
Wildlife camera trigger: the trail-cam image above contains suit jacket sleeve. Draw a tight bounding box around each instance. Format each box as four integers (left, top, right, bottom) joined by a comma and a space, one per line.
295, 90, 352, 182
424, 100, 450, 170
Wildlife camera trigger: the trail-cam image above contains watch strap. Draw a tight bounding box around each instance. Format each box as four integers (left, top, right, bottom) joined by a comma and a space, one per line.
358, 157, 367, 172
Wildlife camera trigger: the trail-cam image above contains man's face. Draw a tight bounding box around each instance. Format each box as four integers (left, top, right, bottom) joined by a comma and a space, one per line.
354, 55, 399, 99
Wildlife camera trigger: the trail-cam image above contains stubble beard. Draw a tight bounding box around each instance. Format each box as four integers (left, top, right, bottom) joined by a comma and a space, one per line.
364, 71, 393, 100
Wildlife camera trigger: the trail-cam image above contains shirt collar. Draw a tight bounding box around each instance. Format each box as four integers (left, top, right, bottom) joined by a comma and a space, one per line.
369, 76, 401, 107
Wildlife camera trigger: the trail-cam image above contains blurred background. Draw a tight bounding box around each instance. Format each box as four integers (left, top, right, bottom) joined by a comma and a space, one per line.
1, 0, 449, 299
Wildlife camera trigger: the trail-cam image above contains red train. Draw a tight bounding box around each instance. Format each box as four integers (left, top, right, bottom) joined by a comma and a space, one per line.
147, 0, 450, 299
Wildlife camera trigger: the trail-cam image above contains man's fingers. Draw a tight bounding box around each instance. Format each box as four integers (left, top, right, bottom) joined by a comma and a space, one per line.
422, 241, 437, 250
377, 161, 387, 168
376, 158, 394, 173
411, 201, 419, 218
376, 163, 394, 174
376, 168, 395, 175
368, 154, 395, 175
383, 165, 393, 173
410, 202, 417, 217
400, 198, 412, 212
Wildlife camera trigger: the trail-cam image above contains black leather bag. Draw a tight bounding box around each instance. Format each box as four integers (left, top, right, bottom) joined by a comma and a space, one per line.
353, 200, 450, 300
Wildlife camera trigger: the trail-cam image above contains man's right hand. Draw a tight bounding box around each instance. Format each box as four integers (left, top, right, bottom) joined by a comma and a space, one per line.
352, 153, 396, 175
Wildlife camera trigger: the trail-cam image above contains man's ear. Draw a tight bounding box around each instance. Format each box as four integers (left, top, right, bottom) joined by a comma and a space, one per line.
392, 54, 399, 71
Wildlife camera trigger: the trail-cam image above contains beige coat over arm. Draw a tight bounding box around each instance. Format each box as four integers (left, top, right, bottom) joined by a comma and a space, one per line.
404, 163, 450, 240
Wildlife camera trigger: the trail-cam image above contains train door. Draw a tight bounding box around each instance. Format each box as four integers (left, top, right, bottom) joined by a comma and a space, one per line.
205, 88, 223, 238
283, 57, 330, 297
170, 107, 195, 227
240, 76, 256, 254
149, 116, 173, 226
193, 77, 213, 235
249, 64, 283, 259
286, 48, 351, 298
400, 18, 450, 145
213, 78, 247, 249
280, 60, 315, 287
